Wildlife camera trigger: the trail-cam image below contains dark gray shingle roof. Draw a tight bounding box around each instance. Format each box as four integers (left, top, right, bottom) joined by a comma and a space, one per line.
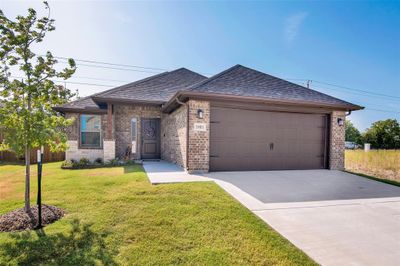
187, 65, 359, 108
55, 64, 361, 113
93, 68, 207, 103
56, 96, 102, 112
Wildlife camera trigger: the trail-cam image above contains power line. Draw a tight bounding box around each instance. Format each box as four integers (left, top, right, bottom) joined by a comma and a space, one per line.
52, 55, 168, 71
43, 55, 400, 99
71, 75, 130, 83
59, 61, 161, 74
365, 108, 400, 114
54, 55, 214, 76
10, 76, 117, 88
312, 84, 400, 102
58, 80, 118, 87
7, 76, 400, 114
312, 80, 399, 99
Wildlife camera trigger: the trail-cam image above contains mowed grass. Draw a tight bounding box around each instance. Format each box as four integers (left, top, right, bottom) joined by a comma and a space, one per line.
0, 162, 315, 266
345, 150, 400, 182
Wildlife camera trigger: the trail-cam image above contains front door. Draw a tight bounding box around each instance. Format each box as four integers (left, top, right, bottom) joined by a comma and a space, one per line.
141, 118, 161, 159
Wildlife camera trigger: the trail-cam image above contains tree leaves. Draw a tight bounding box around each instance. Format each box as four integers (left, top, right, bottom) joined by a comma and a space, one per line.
0, 2, 76, 155
363, 119, 400, 149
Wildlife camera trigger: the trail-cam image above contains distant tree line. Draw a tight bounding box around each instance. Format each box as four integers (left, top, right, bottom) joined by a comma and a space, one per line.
345, 119, 400, 149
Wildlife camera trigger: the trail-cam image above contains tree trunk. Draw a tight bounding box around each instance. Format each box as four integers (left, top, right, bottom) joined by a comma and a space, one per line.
24, 145, 31, 212
25, 85, 32, 213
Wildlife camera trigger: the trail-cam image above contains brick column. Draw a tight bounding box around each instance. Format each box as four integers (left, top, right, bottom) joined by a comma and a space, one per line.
329, 111, 346, 170
187, 100, 210, 173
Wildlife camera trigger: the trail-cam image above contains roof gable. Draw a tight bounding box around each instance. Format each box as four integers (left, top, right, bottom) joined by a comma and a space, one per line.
93, 68, 207, 103
187, 64, 359, 108
54, 64, 362, 114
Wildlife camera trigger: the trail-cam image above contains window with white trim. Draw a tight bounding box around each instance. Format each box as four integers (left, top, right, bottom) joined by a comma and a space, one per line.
80, 115, 102, 148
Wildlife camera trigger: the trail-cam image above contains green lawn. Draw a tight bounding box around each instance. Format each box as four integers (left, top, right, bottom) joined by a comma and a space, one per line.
0, 162, 315, 265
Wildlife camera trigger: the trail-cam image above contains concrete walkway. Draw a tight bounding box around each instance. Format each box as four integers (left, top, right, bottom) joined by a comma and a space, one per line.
143, 161, 212, 184
143, 161, 400, 266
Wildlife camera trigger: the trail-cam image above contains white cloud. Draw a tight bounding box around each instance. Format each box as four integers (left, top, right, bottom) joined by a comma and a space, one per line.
284, 12, 308, 44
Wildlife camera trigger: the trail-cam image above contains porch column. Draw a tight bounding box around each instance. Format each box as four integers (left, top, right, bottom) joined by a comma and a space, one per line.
104, 103, 116, 161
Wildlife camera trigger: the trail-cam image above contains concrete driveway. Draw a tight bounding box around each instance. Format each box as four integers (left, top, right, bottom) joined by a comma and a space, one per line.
207, 170, 400, 266
144, 162, 400, 265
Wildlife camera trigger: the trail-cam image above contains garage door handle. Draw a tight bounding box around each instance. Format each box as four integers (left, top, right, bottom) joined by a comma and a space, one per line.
269, 143, 274, 150
210, 155, 219, 158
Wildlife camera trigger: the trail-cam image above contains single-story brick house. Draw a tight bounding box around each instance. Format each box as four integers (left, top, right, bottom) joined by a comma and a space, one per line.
54, 65, 362, 173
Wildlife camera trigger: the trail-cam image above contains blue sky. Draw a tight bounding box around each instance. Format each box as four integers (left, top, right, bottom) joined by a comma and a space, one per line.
3, 1, 399, 130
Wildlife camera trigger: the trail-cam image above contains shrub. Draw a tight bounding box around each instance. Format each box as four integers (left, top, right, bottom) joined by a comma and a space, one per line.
94, 158, 103, 164
71, 159, 80, 168
79, 158, 91, 167
107, 159, 119, 166
61, 160, 73, 168
61, 157, 136, 169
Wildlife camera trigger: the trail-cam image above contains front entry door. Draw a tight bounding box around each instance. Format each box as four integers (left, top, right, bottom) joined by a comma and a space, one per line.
141, 118, 161, 159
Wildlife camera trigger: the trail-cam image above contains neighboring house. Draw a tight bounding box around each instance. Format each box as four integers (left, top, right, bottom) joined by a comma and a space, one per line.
54, 65, 363, 173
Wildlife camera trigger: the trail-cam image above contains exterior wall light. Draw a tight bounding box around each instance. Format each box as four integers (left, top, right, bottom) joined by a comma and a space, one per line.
197, 109, 204, 119
337, 118, 344, 126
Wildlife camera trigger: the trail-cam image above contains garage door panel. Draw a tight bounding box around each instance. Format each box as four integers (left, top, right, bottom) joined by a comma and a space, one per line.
210, 107, 327, 171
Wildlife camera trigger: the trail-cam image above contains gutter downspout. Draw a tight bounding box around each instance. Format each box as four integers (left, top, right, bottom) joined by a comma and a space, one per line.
175, 97, 190, 171
345, 110, 352, 116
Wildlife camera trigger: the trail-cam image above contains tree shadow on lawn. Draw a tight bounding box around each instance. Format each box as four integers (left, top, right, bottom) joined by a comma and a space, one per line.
124, 165, 137, 174
1, 219, 117, 265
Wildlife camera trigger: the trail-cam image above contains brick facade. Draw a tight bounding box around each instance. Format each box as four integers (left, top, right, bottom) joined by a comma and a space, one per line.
187, 100, 210, 173
64, 102, 345, 172
114, 104, 161, 159
161, 105, 187, 168
65, 113, 79, 141
329, 111, 346, 170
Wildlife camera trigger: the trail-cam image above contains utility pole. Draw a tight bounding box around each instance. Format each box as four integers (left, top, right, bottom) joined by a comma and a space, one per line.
36, 146, 44, 229
307, 80, 312, 89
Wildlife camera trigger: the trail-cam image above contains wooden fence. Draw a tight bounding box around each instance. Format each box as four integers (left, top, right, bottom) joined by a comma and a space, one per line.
0, 132, 65, 163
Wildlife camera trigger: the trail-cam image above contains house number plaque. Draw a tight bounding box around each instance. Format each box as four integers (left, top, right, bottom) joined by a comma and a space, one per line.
194, 123, 207, 132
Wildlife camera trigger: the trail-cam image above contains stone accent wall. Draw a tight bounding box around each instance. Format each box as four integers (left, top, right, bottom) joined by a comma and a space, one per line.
65, 140, 103, 161
161, 105, 187, 168
114, 104, 161, 159
329, 111, 346, 170
103, 140, 116, 161
187, 100, 210, 173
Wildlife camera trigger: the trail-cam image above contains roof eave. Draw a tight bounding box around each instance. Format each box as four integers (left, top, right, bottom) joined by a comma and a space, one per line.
52, 106, 107, 114
92, 96, 165, 106
162, 91, 364, 113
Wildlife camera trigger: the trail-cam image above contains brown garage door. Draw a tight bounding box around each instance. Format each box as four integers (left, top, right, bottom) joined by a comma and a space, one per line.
210, 107, 328, 171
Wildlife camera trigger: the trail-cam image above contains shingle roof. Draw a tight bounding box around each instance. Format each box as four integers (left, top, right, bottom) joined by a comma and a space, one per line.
187, 65, 360, 108
92, 68, 207, 103
54, 96, 103, 112
55, 64, 362, 113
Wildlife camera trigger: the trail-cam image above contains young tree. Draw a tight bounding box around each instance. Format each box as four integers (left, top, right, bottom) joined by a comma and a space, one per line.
0, 2, 76, 212
363, 119, 400, 149
345, 120, 362, 145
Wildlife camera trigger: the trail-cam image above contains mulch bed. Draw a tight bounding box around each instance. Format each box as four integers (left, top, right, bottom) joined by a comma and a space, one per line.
0, 205, 65, 232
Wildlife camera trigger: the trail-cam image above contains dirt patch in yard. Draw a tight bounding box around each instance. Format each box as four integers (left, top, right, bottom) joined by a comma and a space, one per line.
0, 205, 64, 232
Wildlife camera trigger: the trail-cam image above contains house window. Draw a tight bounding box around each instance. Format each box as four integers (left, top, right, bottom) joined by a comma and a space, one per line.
131, 118, 137, 153
80, 115, 102, 148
